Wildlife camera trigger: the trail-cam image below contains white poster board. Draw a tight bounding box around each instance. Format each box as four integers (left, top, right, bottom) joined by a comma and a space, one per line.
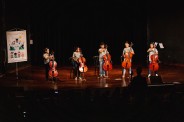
6, 30, 28, 63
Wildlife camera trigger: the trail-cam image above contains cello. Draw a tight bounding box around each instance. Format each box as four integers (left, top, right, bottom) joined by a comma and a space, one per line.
102, 45, 112, 71
149, 44, 159, 72
49, 52, 58, 79
122, 42, 134, 69
78, 56, 88, 73
149, 54, 159, 71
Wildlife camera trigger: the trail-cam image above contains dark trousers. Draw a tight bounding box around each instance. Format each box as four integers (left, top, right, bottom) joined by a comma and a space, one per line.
45, 63, 49, 80
73, 61, 81, 78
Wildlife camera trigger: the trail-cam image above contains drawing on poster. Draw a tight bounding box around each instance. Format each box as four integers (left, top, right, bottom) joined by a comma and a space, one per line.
6, 30, 27, 63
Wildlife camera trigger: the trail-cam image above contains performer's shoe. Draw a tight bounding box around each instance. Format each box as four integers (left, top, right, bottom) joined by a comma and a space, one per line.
103, 75, 108, 78
75, 77, 78, 80
104, 76, 108, 79
79, 77, 82, 80
98, 75, 103, 78
155, 74, 158, 76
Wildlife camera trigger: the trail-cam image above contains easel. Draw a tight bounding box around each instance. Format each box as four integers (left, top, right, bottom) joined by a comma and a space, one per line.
7, 28, 25, 85
16, 62, 19, 80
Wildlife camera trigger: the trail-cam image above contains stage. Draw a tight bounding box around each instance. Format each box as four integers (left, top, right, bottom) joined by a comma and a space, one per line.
0, 64, 184, 91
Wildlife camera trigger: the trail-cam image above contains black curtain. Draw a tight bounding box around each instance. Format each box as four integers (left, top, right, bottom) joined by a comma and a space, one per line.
30, 1, 148, 66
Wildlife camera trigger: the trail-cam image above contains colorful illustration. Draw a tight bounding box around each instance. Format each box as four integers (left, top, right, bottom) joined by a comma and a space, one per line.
6, 30, 27, 63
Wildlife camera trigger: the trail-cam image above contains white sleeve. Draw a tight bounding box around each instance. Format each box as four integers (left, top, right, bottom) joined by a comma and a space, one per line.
123, 48, 125, 54
43, 54, 46, 59
106, 49, 109, 54
98, 48, 102, 53
72, 52, 75, 58
155, 48, 158, 54
129, 47, 134, 53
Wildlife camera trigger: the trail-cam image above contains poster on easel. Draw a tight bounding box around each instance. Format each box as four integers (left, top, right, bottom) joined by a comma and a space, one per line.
6, 30, 27, 63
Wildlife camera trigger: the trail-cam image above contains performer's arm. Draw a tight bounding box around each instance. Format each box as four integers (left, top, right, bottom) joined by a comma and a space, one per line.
131, 48, 135, 55
72, 52, 76, 61
122, 49, 125, 57
155, 48, 158, 54
43, 53, 49, 59
106, 49, 109, 54
72, 52, 75, 58
147, 48, 152, 52
99, 48, 104, 53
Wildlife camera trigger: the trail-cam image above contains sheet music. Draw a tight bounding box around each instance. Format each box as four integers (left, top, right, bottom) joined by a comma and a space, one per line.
159, 43, 164, 49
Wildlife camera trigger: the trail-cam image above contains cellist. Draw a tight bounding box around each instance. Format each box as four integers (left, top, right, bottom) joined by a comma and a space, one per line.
43, 48, 50, 81
48, 50, 58, 81
98, 42, 109, 78
72, 47, 83, 80
122, 41, 135, 78
147, 42, 158, 77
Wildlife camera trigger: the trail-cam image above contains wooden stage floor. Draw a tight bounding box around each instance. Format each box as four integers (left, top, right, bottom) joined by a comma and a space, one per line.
0, 64, 184, 91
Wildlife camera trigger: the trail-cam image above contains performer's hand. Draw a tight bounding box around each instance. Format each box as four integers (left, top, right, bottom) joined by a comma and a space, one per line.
148, 48, 153, 52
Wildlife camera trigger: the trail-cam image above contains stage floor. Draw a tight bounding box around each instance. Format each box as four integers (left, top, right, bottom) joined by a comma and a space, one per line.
0, 64, 184, 91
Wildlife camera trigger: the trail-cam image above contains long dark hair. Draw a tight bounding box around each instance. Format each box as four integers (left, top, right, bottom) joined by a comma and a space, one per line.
44, 48, 49, 53
74, 46, 82, 53
100, 42, 106, 47
125, 41, 130, 44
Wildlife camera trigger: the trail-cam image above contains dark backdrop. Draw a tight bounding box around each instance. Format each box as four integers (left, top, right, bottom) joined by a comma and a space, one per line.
29, 0, 147, 66
1, 0, 184, 67
148, 1, 184, 64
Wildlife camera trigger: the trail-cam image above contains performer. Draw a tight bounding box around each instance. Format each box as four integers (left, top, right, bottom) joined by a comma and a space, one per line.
122, 41, 135, 78
98, 42, 109, 78
72, 47, 83, 80
147, 42, 159, 77
43, 48, 50, 81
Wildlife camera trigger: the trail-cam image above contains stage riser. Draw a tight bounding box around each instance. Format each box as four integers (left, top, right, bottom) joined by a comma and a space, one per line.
0, 84, 184, 99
